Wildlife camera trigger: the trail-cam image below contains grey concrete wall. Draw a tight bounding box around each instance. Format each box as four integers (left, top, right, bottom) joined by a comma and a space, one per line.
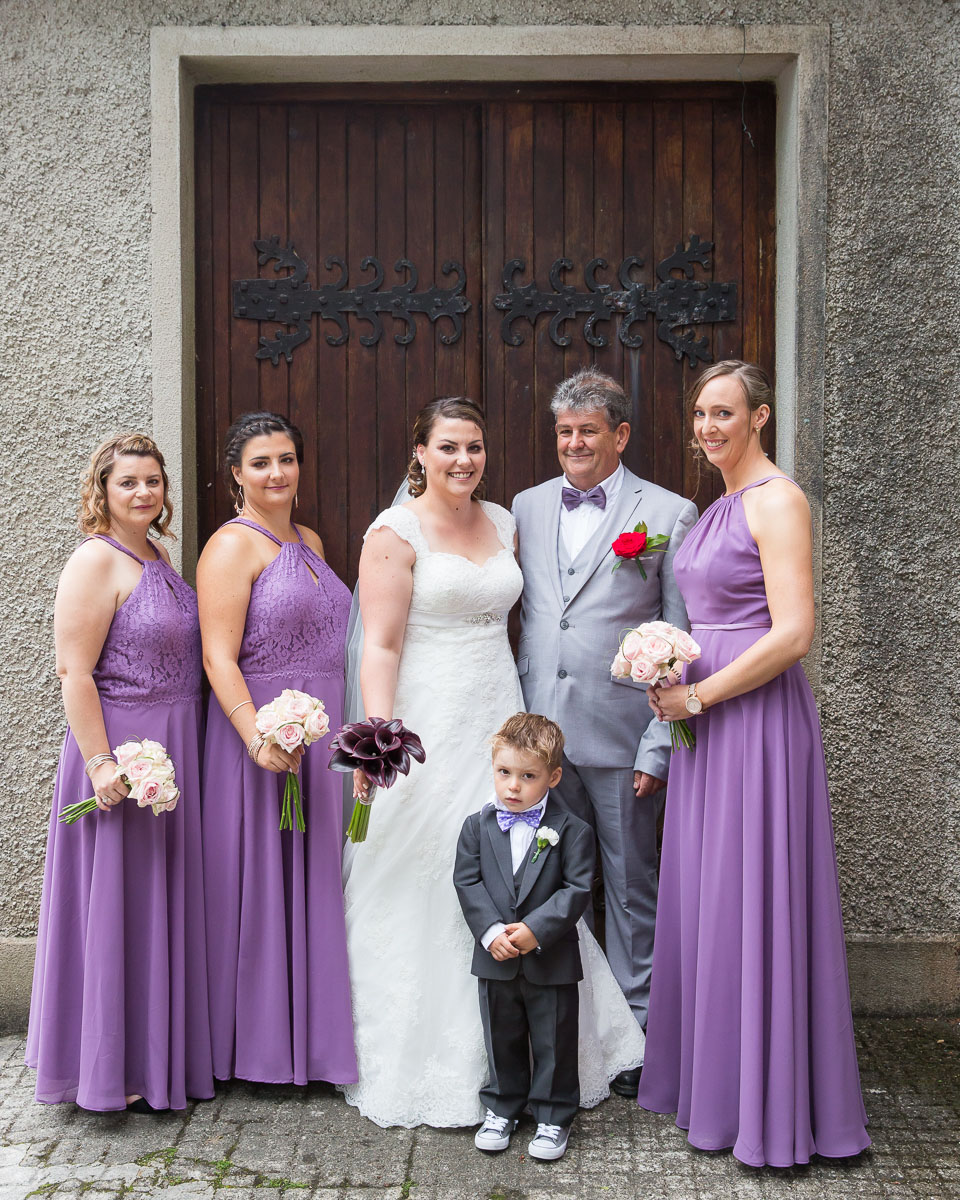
0, 0, 957, 1025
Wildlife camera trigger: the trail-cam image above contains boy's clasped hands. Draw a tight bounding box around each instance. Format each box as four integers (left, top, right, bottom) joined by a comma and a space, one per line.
488, 923, 538, 960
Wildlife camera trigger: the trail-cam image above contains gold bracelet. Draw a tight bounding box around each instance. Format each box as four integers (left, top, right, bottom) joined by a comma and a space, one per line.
228, 699, 253, 721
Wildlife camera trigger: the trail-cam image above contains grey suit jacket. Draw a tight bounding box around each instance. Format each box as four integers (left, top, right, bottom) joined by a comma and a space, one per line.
513, 466, 698, 780
453, 797, 595, 985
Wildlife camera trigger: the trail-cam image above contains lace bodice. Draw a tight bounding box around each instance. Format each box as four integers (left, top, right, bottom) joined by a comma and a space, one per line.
365, 501, 522, 618
88, 537, 202, 705
231, 519, 352, 681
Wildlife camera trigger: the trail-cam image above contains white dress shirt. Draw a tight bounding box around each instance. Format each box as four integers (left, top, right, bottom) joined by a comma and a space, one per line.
559, 461, 624, 561
479, 794, 546, 951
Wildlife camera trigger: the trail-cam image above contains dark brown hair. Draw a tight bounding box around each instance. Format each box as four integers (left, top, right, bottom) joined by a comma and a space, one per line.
405, 397, 488, 501
223, 411, 305, 506
78, 433, 174, 538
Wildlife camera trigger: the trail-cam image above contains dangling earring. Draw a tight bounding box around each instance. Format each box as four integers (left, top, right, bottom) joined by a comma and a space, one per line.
234, 485, 244, 517
294, 492, 299, 508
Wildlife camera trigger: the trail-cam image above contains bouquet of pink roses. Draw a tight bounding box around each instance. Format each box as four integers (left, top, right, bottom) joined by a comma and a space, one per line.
611, 621, 702, 751
59, 737, 180, 824
255, 689, 329, 832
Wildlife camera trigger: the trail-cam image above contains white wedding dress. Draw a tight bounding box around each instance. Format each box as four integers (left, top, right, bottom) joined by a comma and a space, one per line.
340, 501, 644, 1128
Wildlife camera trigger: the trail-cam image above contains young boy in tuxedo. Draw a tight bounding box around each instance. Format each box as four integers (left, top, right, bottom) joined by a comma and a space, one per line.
453, 713, 595, 1161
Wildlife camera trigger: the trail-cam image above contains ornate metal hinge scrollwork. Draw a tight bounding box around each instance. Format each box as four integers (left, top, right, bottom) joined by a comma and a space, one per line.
232, 237, 471, 365
493, 236, 736, 366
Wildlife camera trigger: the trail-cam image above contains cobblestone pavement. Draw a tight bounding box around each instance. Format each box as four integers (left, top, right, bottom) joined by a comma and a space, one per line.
1, 1018, 958, 1200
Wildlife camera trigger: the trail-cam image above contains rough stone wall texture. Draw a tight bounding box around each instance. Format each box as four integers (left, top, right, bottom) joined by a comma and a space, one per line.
0, 2, 958, 965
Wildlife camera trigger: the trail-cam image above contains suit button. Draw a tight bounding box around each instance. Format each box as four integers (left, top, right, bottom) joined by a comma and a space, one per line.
562, 595, 569, 603
558, 669, 567, 678
567, 567, 575, 575
560, 619, 569, 629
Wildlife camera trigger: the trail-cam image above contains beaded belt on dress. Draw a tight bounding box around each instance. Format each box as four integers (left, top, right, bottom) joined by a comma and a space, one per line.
691, 621, 772, 631
406, 610, 507, 628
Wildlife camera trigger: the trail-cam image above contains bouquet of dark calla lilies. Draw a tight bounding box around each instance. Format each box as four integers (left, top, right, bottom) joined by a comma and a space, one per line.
329, 717, 426, 843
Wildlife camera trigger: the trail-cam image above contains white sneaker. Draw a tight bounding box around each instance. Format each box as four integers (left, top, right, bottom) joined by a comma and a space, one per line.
527, 1122, 570, 1161
474, 1109, 518, 1152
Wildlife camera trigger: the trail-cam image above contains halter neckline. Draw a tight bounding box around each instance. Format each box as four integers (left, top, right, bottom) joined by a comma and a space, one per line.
231, 517, 305, 547
722, 475, 801, 499
89, 534, 161, 565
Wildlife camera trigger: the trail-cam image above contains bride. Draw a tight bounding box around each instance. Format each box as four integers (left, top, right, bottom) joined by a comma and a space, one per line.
340, 396, 644, 1129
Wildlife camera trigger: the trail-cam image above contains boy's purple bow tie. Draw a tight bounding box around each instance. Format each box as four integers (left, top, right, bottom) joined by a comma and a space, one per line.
496, 807, 542, 832
561, 484, 606, 511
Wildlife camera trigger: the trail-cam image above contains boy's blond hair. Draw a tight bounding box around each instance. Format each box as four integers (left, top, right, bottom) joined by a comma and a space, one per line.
491, 713, 565, 773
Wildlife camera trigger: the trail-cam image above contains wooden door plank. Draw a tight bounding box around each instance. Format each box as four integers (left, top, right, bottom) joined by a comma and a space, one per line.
434, 105, 466, 402
622, 100, 655, 485
403, 105, 436, 483
286, 103, 320, 542
462, 104, 484, 415
482, 102, 507, 504
532, 100, 565, 488
256, 104, 290, 420
314, 104, 350, 582
227, 104, 260, 442
591, 102, 626, 401
560, 101, 594, 388
194, 96, 215, 545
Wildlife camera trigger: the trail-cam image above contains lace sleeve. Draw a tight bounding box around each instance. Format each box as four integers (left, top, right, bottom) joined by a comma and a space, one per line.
481, 502, 516, 551
364, 507, 429, 558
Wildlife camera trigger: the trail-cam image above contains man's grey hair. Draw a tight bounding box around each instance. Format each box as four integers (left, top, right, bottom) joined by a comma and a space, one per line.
550, 367, 632, 429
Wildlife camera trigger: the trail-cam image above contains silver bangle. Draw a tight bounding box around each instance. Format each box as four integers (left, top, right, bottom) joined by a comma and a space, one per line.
227, 699, 253, 721
246, 733, 265, 763
84, 753, 115, 778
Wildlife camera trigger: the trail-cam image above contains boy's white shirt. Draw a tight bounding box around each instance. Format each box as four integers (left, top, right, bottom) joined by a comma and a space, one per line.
479, 791, 547, 951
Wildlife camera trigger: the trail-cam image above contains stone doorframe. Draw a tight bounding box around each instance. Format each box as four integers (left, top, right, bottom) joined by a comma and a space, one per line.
150, 22, 828, 678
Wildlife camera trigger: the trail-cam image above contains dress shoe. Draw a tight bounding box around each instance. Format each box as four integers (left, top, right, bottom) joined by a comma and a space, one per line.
611, 1066, 642, 1097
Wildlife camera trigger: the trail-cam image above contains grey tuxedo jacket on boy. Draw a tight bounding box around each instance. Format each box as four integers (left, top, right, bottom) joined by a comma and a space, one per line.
513, 466, 698, 782
453, 798, 595, 987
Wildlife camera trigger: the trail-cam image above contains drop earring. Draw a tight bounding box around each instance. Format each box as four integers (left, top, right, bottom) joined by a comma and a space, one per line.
234, 485, 245, 517
294, 492, 299, 508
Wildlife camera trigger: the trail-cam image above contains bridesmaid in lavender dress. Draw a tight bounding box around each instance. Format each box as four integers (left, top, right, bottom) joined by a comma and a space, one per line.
26, 434, 213, 1111
198, 412, 356, 1087
639, 362, 870, 1167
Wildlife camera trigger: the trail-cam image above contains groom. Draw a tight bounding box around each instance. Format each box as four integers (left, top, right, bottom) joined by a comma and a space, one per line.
512, 367, 697, 1096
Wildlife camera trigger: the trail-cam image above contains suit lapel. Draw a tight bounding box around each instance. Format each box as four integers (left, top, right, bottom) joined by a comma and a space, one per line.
538, 478, 565, 610
564, 468, 645, 606
516, 798, 567, 909
483, 806, 516, 897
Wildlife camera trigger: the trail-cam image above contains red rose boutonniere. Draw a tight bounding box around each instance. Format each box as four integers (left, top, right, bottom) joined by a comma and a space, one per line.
611, 522, 669, 581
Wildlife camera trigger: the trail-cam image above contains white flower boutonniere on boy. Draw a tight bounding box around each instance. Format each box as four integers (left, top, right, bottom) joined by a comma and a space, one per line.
531, 826, 560, 863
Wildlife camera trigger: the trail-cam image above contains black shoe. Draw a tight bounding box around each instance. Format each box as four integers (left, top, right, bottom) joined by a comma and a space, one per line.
126, 1097, 169, 1114
611, 1067, 642, 1098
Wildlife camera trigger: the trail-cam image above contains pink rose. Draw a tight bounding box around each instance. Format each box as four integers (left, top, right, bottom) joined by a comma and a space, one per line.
256, 704, 282, 736
127, 759, 153, 782
611, 650, 631, 678
621, 631, 644, 661
277, 723, 305, 751
136, 779, 163, 808
156, 783, 179, 813
629, 657, 660, 684
114, 741, 140, 769
637, 634, 673, 664
672, 630, 701, 664
304, 706, 329, 740
637, 620, 673, 638
284, 692, 313, 721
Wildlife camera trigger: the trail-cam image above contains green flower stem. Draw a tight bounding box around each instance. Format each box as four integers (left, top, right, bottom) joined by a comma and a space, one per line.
58, 798, 99, 824
669, 718, 697, 752
279, 771, 306, 833
346, 787, 376, 843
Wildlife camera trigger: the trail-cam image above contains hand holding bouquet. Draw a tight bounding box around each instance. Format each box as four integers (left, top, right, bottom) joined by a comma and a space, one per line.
329, 718, 426, 843
611, 621, 702, 751
254, 689, 329, 832
60, 738, 180, 824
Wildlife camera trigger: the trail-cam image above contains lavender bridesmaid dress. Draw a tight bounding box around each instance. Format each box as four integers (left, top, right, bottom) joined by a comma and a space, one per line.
25, 536, 214, 1110
201, 519, 357, 1086
637, 477, 870, 1168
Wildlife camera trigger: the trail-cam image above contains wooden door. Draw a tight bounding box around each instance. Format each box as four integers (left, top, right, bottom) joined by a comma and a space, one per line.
195, 82, 775, 585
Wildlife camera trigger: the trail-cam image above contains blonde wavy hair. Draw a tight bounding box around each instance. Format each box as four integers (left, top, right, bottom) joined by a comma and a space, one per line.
491, 712, 565, 773
78, 433, 174, 539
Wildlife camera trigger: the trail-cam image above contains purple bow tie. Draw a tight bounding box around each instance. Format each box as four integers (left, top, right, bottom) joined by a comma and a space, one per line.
561, 484, 606, 512
496, 806, 542, 832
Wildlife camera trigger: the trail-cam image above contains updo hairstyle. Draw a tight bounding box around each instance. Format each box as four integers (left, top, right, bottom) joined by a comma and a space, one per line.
405, 397, 488, 501
223, 411, 305, 507
78, 433, 174, 538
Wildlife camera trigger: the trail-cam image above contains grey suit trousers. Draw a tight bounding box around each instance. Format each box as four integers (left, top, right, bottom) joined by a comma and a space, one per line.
552, 757, 661, 1030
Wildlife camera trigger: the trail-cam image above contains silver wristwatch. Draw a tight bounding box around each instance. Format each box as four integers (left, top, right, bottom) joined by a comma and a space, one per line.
685, 683, 703, 715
